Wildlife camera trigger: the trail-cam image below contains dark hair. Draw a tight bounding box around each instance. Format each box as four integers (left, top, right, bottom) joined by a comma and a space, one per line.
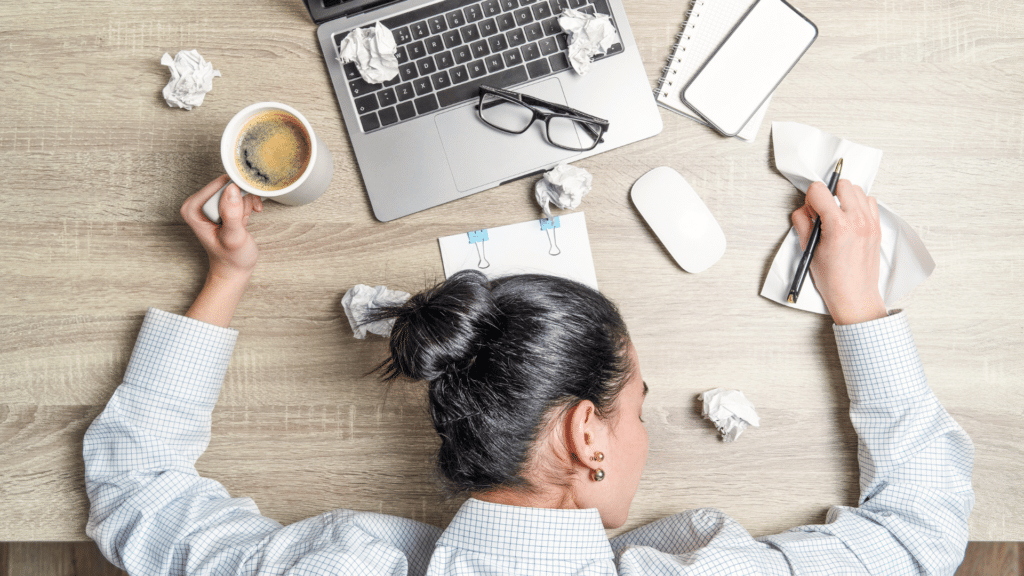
369, 270, 632, 495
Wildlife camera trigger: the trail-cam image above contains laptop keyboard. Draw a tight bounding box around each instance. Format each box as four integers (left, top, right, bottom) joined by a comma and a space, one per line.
335, 0, 624, 133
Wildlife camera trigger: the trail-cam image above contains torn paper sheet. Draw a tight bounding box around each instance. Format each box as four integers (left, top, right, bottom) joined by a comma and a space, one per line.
336, 22, 400, 84
760, 122, 935, 315
558, 8, 621, 75
160, 50, 221, 110
535, 162, 593, 218
699, 388, 760, 442
341, 284, 411, 339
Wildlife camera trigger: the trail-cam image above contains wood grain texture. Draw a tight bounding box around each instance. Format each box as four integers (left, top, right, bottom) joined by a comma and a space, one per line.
1, 0, 1022, 543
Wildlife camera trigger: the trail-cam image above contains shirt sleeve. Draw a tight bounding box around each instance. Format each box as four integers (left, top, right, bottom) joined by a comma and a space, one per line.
611, 311, 975, 576
83, 308, 441, 576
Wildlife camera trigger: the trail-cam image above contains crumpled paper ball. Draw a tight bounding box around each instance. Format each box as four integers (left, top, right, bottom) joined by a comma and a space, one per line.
535, 162, 593, 218
557, 8, 621, 75
341, 284, 411, 339
336, 22, 400, 84
160, 50, 221, 110
698, 388, 760, 442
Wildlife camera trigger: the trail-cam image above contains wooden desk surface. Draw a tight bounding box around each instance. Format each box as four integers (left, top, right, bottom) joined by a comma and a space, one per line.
1, 0, 1021, 542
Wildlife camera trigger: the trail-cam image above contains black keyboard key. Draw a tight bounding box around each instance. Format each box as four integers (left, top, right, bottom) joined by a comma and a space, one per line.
485, 54, 505, 73
521, 0, 537, 5
513, 7, 534, 25
435, 50, 455, 69
470, 39, 491, 58
396, 82, 416, 101
355, 93, 379, 114
496, 12, 516, 31
580, 4, 595, 14
532, 2, 552, 19
502, 47, 523, 67
428, 15, 448, 34
397, 101, 417, 120
548, 52, 570, 72
411, 21, 430, 39
395, 46, 409, 64
479, 17, 499, 36
549, 0, 569, 12
446, 10, 466, 28
499, 0, 518, 10
378, 106, 399, 126
481, 0, 501, 16
590, 0, 612, 15
487, 34, 509, 52
526, 56, 551, 78
394, 26, 413, 44
442, 29, 462, 48
378, 88, 398, 107
524, 22, 544, 42
453, 45, 473, 64
467, 59, 488, 78
349, 78, 378, 97
431, 70, 452, 90
541, 17, 561, 36
414, 94, 440, 114
360, 112, 380, 132
413, 77, 433, 95
522, 42, 541, 61
538, 37, 558, 56
506, 28, 526, 47
568, 0, 584, 7
436, 64, 528, 108
460, 23, 481, 42
556, 34, 568, 50
407, 40, 427, 60
399, 61, 419, 82
450, 64, 470, 83
463, 4, 483, 22
384, 74, 402, 87
425, 35, 445, 54
416, 57, 438, 75
343, 63, 361, 81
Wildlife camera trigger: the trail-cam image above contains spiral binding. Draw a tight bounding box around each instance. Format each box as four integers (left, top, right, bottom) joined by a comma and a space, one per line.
653, 0, 705, 99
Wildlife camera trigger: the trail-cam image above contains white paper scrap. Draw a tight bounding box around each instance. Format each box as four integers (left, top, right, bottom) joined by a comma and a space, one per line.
336, 22, 400, 84
557, 8, 621, 75
341, 284, 411, 339
160, 50, 221, 110
699, 388, 760, 442
535, 162, 593, 218
761, 122, 935, 315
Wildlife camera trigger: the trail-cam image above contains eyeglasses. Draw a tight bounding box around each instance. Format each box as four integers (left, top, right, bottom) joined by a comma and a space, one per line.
477, 85, 609, 152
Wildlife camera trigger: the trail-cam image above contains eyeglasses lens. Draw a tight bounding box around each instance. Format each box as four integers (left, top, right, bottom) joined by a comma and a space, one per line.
480, 93, 535, 133
547, 116, 601, 151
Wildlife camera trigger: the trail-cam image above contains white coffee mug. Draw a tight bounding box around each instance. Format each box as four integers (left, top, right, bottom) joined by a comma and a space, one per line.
203, 102, 333, 223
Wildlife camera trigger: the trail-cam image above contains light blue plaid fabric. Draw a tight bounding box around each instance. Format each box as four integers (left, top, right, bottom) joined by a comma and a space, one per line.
85, 308, 974, 576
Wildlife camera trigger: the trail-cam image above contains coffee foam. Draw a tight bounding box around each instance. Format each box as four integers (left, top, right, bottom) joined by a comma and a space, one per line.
235, 111, 311, 191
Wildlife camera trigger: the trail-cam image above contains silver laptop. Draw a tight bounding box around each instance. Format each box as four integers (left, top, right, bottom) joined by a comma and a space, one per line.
309, 0, 662, 221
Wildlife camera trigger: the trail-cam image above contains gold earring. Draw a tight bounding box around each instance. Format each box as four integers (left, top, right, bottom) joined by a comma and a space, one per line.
592, 468, 605, 482
591, 452, 604, 462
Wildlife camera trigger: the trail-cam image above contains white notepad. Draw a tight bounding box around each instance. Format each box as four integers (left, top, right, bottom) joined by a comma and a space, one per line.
654, 0, 768, 141
682, 0, 817, 137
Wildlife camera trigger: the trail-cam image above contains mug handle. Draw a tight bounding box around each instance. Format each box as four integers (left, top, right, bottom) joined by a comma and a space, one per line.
202, 181, 251, 224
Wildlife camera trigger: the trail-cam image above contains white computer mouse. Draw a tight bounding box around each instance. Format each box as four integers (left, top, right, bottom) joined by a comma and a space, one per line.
630, 166, 726, 273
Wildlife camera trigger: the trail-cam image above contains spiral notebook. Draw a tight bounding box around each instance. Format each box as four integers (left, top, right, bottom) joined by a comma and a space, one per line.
655, 0, 815, 141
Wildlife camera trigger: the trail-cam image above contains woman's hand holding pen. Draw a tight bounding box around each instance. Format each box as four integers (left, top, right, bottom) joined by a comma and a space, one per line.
791, 179, 888, 326
181, 175, 264, 327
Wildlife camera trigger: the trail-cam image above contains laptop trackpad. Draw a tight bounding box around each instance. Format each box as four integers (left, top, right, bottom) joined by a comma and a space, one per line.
435, 78, 579, 192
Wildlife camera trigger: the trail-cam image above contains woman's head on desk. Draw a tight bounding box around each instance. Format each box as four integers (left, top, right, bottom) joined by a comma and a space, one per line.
370, 270, 649, 528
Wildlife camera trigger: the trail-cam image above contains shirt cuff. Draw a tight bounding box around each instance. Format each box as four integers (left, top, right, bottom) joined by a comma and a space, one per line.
120, 308, 239, 410
832, 310, 929, 404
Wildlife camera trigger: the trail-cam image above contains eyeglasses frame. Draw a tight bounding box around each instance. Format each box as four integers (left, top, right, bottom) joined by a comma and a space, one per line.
477, 85, 610, 151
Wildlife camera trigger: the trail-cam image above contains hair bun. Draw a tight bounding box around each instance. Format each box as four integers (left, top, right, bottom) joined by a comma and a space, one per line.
382, 270, 498, 382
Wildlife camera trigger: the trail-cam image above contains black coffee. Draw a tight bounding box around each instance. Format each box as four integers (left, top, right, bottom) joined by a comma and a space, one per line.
234, 111, 311, 191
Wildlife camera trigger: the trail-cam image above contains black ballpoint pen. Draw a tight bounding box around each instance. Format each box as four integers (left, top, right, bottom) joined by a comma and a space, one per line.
787, 158, 843, 304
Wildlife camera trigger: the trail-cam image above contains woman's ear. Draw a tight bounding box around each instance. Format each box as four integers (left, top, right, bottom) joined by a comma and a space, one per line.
565, 400, 608, 473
